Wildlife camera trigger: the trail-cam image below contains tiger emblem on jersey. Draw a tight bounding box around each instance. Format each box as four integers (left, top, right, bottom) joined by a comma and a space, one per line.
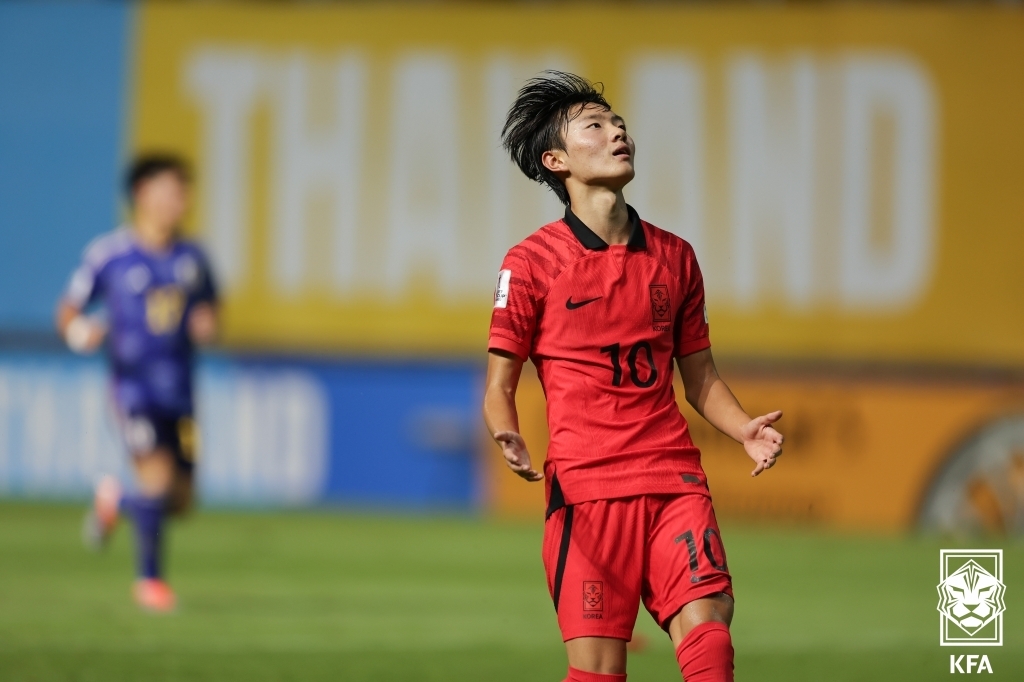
583, 581, 604, 611
649, 284, 671, 326
937, 559, 1006, 635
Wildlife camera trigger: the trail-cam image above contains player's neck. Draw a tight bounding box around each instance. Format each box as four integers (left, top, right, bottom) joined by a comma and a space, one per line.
132, 217, 176, 253
566, 188, 630, 246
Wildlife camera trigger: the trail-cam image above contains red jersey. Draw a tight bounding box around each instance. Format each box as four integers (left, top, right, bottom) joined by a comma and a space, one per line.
488, 205, 712, 507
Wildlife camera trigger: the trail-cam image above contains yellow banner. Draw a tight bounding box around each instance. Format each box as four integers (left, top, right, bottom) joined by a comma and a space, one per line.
133, 4, 1024, 363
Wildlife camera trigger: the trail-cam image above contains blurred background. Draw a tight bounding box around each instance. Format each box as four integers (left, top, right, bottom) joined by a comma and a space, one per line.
1, 1, 1023, 681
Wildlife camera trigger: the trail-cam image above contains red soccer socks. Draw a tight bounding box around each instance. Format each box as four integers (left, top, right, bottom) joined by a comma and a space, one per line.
564, 667, 627, 682
674, 621, 734, 682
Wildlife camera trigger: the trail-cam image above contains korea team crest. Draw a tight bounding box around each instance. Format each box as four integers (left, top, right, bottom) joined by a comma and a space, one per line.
583, 581, 604, 612
937, 549, 1006, 646
649, 284, 671, 328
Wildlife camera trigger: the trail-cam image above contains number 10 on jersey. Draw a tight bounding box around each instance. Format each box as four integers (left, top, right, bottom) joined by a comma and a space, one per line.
600, 342, 658, 388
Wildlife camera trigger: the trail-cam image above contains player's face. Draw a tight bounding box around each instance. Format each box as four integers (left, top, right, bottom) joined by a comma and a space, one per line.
551, 104, 635, 190
134, 171, 190, 237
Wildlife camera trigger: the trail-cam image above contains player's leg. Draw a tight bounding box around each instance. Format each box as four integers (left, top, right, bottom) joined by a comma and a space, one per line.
667, 594, 734, 682
82, 473, 123, 549
165, 416, 197, 517
122, 446, 177, 609
542, 495, 645, 682
666, 593, 734, 639
563, 638, 626, 680
82, 416, 173, 552
643, 493, 735, 682
167, 467, 194, 516
117, 414, 182, 611
123, 413, 197, 610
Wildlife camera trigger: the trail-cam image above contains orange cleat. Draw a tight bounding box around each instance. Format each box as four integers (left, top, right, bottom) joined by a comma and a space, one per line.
133, 578, 177, 613
81, 475, 121, 550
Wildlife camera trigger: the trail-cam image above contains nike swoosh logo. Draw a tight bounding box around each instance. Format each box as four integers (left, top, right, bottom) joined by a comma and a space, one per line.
566, 296, 602, 310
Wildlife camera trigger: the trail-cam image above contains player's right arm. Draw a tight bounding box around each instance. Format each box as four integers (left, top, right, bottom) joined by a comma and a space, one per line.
483, 350, 543, 482
55, 301, 106, 354
55, 240, 111, 354
484, 247, 543, 483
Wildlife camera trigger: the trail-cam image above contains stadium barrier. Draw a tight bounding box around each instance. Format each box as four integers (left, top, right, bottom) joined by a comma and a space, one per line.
0, 352, 482, 510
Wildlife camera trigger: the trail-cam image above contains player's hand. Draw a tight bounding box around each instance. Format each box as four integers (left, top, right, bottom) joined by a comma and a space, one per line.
740, 410, 784, 477
188, 303, 218, 345
65, 315, 107, 355
493, 430, 543, 482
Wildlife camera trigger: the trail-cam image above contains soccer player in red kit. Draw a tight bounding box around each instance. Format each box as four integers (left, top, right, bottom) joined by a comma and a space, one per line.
483, 72, 784, 682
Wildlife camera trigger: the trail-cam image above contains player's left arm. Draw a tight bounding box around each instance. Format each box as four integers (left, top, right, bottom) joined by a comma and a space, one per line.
187, 249, 220, 346
187, 302, 219, 345
677, 349, 783, 477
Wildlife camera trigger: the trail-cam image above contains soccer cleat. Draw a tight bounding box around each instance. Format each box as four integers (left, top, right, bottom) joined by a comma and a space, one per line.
133, 578, 177, 613
81, 475, 122, 551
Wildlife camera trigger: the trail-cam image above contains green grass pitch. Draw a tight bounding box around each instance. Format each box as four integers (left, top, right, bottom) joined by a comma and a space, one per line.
0, 501, 1021, 681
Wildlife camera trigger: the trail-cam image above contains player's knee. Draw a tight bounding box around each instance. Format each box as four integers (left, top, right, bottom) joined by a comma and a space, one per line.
714, 592, 735, 626
674, 621, 734, 682
133, 449, 176, 498
670, 592, 734, 642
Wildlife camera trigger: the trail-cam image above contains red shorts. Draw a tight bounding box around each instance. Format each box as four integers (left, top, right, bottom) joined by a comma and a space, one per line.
542, 493, 733, 642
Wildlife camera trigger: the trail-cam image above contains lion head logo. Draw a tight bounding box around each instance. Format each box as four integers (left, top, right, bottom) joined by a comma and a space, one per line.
649, 285, 671, 324
583, 581, 603, 611
937, 560, 1006, 635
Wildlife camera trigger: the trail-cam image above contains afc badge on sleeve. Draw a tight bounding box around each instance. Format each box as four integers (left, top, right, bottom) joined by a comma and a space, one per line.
494, 270, 511, 309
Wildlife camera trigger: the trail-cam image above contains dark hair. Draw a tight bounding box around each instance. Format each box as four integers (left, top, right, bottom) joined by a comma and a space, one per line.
125, 153, 191, 201
501, 71, 611, 205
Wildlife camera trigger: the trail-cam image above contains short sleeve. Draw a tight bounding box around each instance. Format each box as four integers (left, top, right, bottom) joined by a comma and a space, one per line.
192, 248, 219, 305
674, 246, 711, 357
487, 248, 540, 362
63, 249, 105, 309
63, 230, 132, 310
